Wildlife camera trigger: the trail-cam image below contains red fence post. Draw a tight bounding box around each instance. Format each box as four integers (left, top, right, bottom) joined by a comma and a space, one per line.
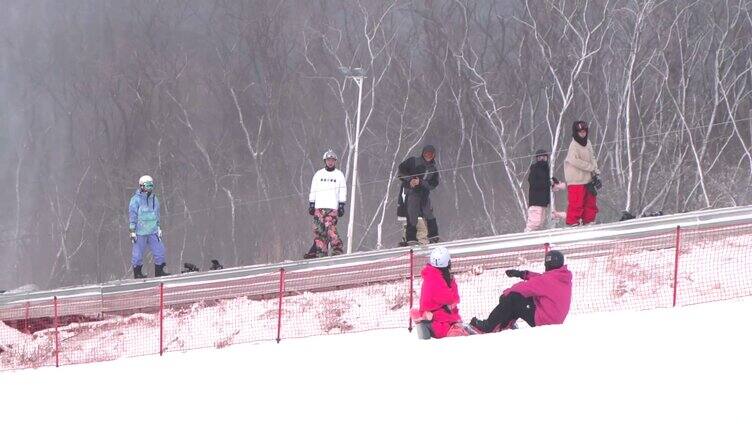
672, 226, 682, 307
159, 283, 164, 356
408, 249, 414, 332
53, 296, 59, 368
276, 268, 285, 343
24, 301, 30, 334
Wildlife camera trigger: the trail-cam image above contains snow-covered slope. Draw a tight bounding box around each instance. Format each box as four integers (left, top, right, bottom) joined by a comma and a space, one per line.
2, 297, 750, 423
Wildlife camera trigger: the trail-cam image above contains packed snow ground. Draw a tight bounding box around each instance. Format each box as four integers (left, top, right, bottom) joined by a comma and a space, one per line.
1, 296, 750, 423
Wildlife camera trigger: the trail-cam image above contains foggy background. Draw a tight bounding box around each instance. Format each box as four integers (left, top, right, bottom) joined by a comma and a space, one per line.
1, 0, 751, 290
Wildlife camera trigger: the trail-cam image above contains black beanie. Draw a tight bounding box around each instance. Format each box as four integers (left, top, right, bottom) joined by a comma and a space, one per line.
572, 121, 588, 146
545, 250, 565, 271
422, 144, 436, 155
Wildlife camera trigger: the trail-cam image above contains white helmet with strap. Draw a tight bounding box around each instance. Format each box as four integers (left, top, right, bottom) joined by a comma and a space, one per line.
429, 246, 451, 268
138, 175, 154, 191
322, 149, 338, 161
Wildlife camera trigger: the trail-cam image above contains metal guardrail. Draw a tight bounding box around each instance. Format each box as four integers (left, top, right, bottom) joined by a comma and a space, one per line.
2, 205, 752, 307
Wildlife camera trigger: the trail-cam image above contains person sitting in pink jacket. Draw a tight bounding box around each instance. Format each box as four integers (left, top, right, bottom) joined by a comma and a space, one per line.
413, 246, 462, 339
470, 250, 572, 333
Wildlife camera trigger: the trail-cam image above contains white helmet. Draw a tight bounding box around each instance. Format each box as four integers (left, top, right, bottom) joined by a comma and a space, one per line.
322, 149, 338, 161
138, 175, 154, 188
429, 246, 451, 268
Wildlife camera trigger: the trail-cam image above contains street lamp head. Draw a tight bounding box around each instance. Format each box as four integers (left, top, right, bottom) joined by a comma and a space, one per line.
338, 66, 366, 78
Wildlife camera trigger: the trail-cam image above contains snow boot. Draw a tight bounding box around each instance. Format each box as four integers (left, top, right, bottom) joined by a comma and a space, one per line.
304, 243, 322, 259
415, 321, 434, 340
469, 317, 489, 333
155, 263, 171, 277
133, 265, 147, 279
426, 218, 439, 241
428, 236, 441, 244
210, 259, 224, 270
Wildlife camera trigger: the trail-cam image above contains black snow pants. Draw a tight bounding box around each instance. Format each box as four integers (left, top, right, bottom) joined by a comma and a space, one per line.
405, 193, 438, 242
483, 292, 537, 330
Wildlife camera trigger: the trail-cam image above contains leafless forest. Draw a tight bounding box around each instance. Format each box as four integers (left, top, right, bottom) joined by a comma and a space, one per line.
1, 0, 751, 290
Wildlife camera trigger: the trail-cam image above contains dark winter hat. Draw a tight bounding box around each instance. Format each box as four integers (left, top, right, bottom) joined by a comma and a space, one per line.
572, 121, 589, 146
544, 250, 565, 271
422, 144, 436, 155
534, 149, 549, 157
573, 121, 588, 133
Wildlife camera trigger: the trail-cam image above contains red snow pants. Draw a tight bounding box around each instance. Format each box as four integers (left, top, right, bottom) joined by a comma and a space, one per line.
566, 184, 598, 225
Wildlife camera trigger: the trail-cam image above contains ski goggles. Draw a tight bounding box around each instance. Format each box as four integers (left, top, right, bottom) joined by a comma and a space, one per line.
141, 181, 155, 190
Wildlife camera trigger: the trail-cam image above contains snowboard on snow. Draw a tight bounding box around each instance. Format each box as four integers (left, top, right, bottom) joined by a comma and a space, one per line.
412, 310, 518, 340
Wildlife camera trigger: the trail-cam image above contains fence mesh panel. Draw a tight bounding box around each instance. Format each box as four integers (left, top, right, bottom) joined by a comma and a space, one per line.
676, 223, 752, 306
2, 223, 752, 371
280, 254, 410, 339
162, 272, 282, 352
555, 231, 679, 314
60, 291, 158, 366
0, 300, 57, 370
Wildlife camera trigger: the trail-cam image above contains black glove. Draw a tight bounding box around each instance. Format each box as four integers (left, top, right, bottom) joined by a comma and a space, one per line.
505, 269, 528, 279
552, 177, 560, 185
586, 181, 598, 196
584, 175, 598, 196
592, 174, 602, 190
308, 202, 315, 216
338, 202, 345, 218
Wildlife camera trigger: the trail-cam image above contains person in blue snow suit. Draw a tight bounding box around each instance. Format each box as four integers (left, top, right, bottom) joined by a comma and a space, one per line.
128, 175, 170, 279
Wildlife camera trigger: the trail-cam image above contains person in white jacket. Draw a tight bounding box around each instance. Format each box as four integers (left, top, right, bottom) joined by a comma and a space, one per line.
304, 149, 348, 258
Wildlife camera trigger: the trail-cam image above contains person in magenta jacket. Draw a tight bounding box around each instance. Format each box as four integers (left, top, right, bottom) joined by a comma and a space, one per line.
470, 250, 572, 333
417, 246, 461, 338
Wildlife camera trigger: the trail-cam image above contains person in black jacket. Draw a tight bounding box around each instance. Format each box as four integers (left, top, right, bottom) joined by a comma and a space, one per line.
525, 149, 565, 232
398, 145, 440, 244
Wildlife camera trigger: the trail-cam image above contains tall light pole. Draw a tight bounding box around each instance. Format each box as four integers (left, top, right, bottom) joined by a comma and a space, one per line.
339, 67, 365, 254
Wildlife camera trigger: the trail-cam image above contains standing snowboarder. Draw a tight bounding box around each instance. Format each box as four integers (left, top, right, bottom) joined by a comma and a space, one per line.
398, 145, 440, 245
304, 149, 347, 259
525, 149, 566, 232
564, 121, 600, 226
128, 175, 170, 278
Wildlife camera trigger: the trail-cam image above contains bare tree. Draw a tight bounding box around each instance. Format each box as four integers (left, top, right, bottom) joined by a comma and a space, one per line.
0, 0, 750, 290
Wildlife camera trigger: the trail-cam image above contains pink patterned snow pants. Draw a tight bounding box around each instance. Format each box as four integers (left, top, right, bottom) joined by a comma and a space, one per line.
312, 209, 343, 256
